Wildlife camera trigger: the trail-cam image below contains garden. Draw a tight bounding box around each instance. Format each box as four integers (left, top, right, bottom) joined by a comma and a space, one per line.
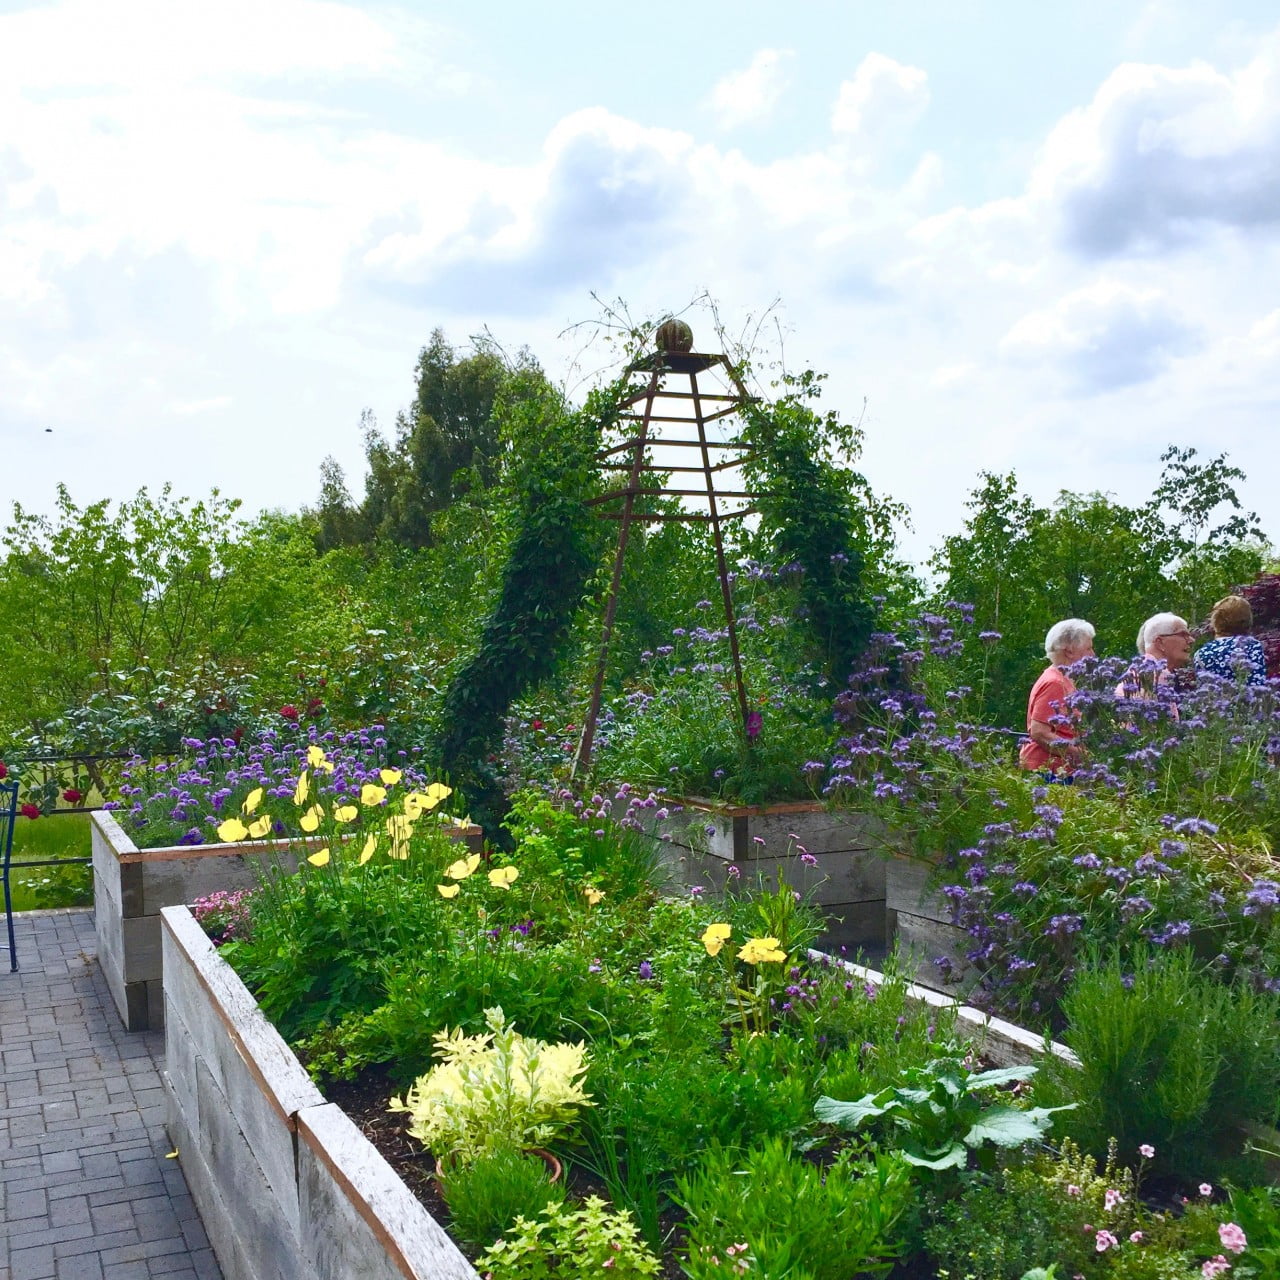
4, 313, 1280, 1279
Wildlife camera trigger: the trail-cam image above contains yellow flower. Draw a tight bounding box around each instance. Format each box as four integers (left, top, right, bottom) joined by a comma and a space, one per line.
216, 817, 248, 843
426, 781, 452, 802
437, 883, 460, 899
294, 772, 310, 806
241, 787, 264, 816
299, 804, 325, 833
386, 815, 414, 840
488, 865, 519, 889
247, 815, 272, 839
358, 834, 378, 865
334, 804, 358, 823
403, 791, 428, 818
582, 886, 605, 905
446, 853, 481, 881
306, 745, 334, 773
737, 936, 787, 965
379, 767, 402, 786
307, 848, 331, 867
701, 923, 732, 957
360, 783, 387, 807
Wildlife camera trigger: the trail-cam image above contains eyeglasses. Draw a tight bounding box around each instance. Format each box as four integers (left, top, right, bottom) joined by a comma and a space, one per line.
1159, 630, 1193, 642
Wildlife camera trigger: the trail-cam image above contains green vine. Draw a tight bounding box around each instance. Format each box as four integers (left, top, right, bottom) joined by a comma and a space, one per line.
433, 376, 606, 832
740, 370, 879, 684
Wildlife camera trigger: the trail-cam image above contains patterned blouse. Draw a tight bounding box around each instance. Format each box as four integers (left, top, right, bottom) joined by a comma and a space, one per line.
1193, 635, 1268, 687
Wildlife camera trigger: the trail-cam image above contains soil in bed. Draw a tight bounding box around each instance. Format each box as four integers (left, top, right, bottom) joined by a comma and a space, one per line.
323, 1066, 938, 1280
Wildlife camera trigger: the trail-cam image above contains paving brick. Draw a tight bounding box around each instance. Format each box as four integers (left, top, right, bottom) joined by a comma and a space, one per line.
0, 911, 223, 1280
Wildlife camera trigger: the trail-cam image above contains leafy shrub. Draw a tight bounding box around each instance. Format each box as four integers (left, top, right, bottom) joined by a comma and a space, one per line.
437, 1143, 565, 1249
675, 1138, 911, 1280
1046, 948, 1280, 1182
478, 1196, 660, 1279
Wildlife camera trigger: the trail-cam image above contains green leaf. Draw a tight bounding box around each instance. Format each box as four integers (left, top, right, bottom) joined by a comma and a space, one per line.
963, 1103, 1073, 1148
965, 1063, 1038, 1091
902, 1142, 968, 1170
814, 1091, 897, 1129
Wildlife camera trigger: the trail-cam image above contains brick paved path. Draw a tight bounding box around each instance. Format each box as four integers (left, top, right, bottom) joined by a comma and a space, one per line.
0, 909, 222, 1280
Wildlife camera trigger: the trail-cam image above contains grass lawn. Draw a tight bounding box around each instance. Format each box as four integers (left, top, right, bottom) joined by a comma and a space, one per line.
4, 813, 93, 911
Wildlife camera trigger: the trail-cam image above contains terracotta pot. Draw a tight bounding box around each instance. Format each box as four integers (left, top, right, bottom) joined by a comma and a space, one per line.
435, 1147, 561, 1183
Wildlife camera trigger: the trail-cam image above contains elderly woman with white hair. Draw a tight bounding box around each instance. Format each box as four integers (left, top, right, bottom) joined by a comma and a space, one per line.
1019, 618, 1096, 774
1116, 612, 1194, 704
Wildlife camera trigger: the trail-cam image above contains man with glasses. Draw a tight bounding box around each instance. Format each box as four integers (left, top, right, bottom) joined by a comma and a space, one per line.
1115, 612, 1194, 709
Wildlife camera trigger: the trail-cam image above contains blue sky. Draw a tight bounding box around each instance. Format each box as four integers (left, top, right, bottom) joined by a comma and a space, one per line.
2, 0, 1278, 568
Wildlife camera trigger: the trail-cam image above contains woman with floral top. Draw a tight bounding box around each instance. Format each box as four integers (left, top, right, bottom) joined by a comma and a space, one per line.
1194, 595, 1268, 687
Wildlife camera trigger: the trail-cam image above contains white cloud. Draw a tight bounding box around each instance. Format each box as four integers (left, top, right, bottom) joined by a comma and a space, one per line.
831, 53, 929, 140
1030, 35, 1280, 255
1001, 281, 1201, 393
708, 48, 793, 129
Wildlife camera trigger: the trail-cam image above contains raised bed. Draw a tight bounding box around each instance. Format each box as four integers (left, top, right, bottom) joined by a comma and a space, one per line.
647, 798, 890, 957
161, 902, 1075, 1280
93, 810, 481, 1031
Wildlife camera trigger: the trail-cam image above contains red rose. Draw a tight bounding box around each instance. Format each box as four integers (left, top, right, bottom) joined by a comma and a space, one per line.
0, 760, 8, 779
62, 788, 83, 804
531, 719, 544, 730
19, 803, 41, 820
279, 705, 299, 720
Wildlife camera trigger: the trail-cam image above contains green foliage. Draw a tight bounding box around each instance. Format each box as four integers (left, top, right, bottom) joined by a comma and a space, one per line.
438, 1143, 565, 1250
931, 451, 1267, 731
1045, 948, 1280, 1182
434, 373, 605, 828
478, 1196, 661, 1280
3, 813, 93, 909
740, 371, 890, 684
676, 1138, 912, 1280
816, 1056, 1071, 1173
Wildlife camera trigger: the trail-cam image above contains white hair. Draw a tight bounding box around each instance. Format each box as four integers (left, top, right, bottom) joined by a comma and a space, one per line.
1045, 618, 1096, 661
1141, 612, 1188, 651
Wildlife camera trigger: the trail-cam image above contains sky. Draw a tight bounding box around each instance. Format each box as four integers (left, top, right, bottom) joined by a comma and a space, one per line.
2, 0, 1278, 568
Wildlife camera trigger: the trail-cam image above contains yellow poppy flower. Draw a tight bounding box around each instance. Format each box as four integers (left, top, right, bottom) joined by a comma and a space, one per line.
334, 804, 358, 823
299, 804, 325, 833
360, 783, 387, 807
437, 883, 460, 899
217, 817, 248, 843
358, 834, 378, 865
487, 865, 519, 889
701, 923, 732, 957
307, 848, 331, 867
293, 772, 310, 806
386, 815, 414, 839
379, 767, 402, 786
247, 815, 272, 839
241, 787, 264, 816
737, 936, 787, 965
446, 853, 481, 880
582, 886, 605, 905
306, 745, 335, 773
403, 792, 429, 818
426, 782, 452, 803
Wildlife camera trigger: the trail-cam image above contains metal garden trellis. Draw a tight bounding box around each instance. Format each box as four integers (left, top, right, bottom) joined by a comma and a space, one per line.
575, 319, 759, 775
2, 772, 18, 971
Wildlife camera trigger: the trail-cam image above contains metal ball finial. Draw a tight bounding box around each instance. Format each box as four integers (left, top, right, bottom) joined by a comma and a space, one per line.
654, 318, 694, 354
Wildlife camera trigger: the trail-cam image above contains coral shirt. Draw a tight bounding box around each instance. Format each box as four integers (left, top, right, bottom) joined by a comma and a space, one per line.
1019, 666, 1076, 772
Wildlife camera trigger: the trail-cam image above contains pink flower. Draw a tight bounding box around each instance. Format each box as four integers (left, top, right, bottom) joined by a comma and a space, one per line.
1139, 1143, 1155, 1158
1202, 1256, 1232, 1278
1067, 1184, 1082, 1196
1200, 1183, 1214, 1197
1219, 1222, 1247, 1254
1095, 1230, 1118, 1252
1105, 1188, 1124, 1211
1130, 1231, 1144, 1243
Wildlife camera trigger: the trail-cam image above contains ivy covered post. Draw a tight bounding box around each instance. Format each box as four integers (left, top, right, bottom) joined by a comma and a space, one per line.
574, 322, 758, 774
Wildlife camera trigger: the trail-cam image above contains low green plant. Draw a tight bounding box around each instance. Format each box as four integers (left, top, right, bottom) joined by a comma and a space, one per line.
675, 1137, 912, 1280
816, 1056, 1072, 1173
1044, 947, 1280, 1181
477, 1195, 660, 1279
437, 1143, 565, 1249
389, 1007, 591, 1164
